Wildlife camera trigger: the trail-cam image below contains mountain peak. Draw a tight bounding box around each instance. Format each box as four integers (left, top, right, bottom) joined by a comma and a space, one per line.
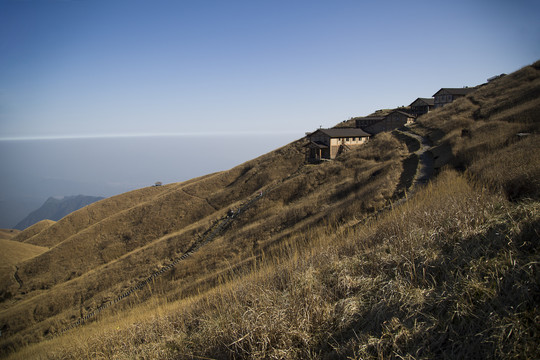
14, 195, 104, 230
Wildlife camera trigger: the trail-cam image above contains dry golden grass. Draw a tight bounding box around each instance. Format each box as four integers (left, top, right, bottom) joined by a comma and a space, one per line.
0, 229, 20, 241
10, 170, 538, 359
11, 220, 55, 244
0, 135, 407, 356
416, 60, 540, 201
0, 239, 47, 310
2, 60, 539, 359
0, 240, 47, 268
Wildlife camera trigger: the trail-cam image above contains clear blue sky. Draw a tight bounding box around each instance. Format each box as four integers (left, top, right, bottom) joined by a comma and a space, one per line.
1, 0, 539, 140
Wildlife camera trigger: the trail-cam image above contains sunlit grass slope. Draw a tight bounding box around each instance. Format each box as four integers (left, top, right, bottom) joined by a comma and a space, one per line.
0, 133, 407, 355
2, 60, 539, 359
0, 240, 47, 268
0, 229, 20, 241
11, 169, 539, 359
0, 239, 47, 312
11, 220, 55, 244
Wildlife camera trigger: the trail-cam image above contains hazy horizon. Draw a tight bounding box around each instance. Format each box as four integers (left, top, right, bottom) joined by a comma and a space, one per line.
2, 0, 539, 227
0, 132, 301, 228
2, 0, 539, 141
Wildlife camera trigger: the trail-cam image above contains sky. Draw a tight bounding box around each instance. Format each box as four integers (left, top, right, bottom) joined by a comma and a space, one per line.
0, 0, 539, 228
1, 0, 539, 140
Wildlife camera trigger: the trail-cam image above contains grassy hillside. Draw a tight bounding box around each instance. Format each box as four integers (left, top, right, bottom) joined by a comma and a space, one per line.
11, 220, 55, 243
0, 239, 47, 306
0, 229, 19, 241
0, 134, 407, 354
14, 195, 105, 231
2, 60, 539, 359
0, 240, 47, 268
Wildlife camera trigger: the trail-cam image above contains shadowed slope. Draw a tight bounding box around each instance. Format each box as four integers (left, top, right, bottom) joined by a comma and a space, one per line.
415, 59, 540, 201
2, 61, 539, 359
0, 135, 407, 353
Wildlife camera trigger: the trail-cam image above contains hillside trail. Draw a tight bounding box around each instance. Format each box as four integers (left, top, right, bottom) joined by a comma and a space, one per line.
13, 266, 23, 289
348, 128, 433, 229
56, 131, 434, 336
56, 164, 306, 336
396, 128, 434, 190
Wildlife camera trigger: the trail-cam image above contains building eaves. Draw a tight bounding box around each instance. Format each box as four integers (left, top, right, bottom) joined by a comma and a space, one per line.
432, 87, 476, 97
388, 110, 416, 118
304, 141, 329, 149
356, 116, 385, 121
409, 97, 434, 106
316, 128, 371, 138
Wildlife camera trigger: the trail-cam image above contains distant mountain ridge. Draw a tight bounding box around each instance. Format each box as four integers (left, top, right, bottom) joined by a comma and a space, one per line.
14, 195, 104, 230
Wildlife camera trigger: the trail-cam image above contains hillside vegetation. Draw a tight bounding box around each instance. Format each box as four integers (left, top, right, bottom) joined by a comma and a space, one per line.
1, 60, 539, 359
0, 229, 19, 241
11, 220, 55, 243
14, 195, 105, 231
0, 239, 47, 305
0, 240, 47, 268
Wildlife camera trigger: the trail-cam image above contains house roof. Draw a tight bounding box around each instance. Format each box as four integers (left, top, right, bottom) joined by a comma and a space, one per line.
309, 128, 371, 138
432, 87, 476, 97
355, 116, 385, 121
387, 110, 416, 118
304, 141, 328, 149
409, 97, 434, 107
355, 116, 385, 128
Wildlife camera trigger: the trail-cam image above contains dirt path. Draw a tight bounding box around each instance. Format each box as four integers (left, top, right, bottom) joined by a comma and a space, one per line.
395, 129, 434, 191
13, 266, 22, 288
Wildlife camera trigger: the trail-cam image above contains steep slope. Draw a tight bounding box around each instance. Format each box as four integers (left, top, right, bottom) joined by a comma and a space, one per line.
414, 60, 540, 200
0, 229, 19, 241
0, 133, 408, 353
14, 195, 104, 231
0, 239, 47, 304
0, 240, 47, 268
2, 60, 539, 358
11, 220, 55, 243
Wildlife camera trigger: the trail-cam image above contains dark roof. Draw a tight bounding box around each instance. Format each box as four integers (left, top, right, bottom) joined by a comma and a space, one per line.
432, 87, 476, 97
309, 128, 371, 138
388, 110, 416, 118
355, 116, 385, 121
304, 141, 328, 149
409, 97, 434, 106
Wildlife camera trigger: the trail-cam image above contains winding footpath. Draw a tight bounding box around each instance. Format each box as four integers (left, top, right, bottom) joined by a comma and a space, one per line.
397, 129, 434, 190
349, 129, 433, 229
13, 266, 23, 289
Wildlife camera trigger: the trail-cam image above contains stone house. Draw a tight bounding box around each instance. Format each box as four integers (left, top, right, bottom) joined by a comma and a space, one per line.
305, 128, 371, 161
355, 116, 385, 128
409, 97, 434, 117
362, 110, 415, 134
433, 87, 476, 108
